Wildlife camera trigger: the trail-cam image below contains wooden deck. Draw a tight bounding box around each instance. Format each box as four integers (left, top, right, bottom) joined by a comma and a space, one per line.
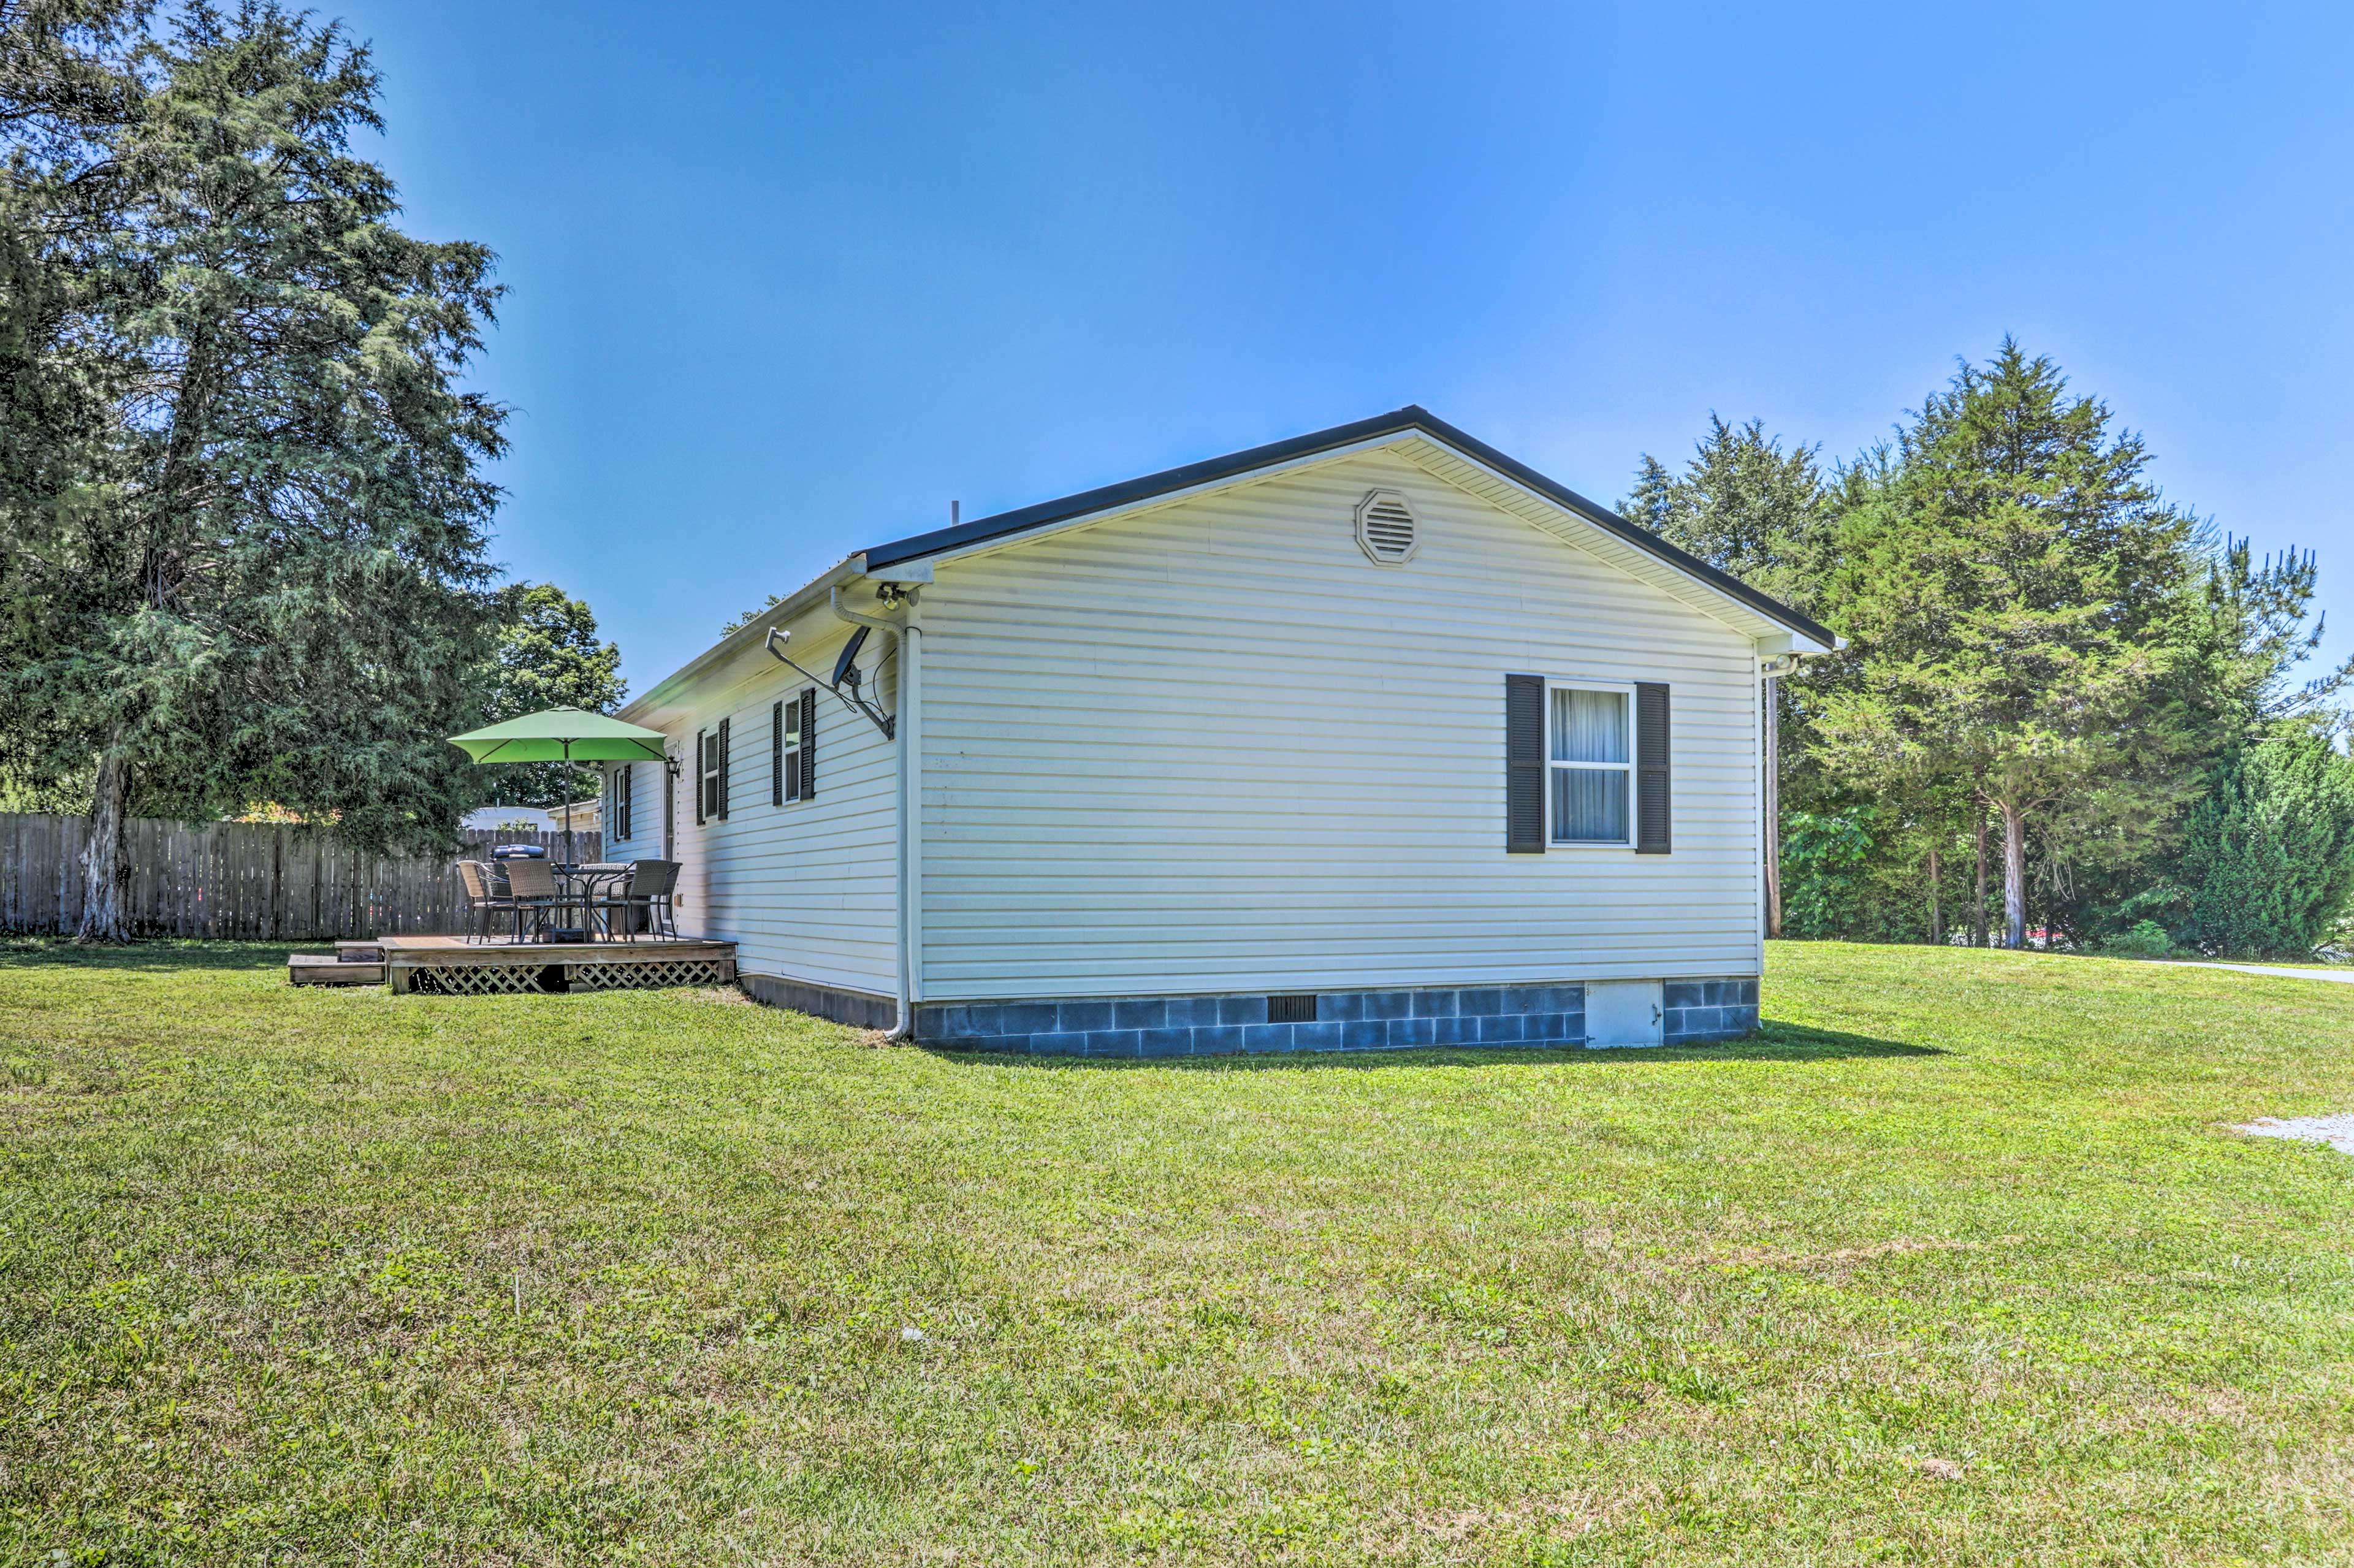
288, 935, 736, 995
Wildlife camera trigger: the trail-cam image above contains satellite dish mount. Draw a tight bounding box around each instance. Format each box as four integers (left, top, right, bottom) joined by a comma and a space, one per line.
766, 621, 897, 739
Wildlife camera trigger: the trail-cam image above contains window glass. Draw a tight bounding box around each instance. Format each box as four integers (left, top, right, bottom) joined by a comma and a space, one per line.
1552, 688, 1628, 763
1552, 767, 1629, 842
780, 704, 801, 803
1548, 686, 1631, 843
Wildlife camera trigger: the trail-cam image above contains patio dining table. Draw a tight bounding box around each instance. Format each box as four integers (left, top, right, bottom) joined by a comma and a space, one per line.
484, 861, 632, 942
550, 862, 633, 942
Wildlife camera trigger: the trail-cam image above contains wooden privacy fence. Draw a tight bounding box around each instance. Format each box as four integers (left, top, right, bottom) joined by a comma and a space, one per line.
0, 814, 601, 940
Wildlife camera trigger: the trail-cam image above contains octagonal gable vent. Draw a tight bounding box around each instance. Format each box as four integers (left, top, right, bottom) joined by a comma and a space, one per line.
1354, 489, 1420, 565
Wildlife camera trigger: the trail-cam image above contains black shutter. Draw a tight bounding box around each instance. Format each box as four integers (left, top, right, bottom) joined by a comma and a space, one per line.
1505, 673, 1545, 854
771, 701, 785, 807
693, 729, 706, 824
619, 764, 632, 841
799, 688, 817, 801
716, 717, 731, 819
1635, 682, 1671, 854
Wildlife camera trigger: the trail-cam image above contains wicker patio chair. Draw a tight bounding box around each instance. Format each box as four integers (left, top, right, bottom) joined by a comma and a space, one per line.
455, 860, 524, 944
591, 859, 680, 941
500, 857, 560, 943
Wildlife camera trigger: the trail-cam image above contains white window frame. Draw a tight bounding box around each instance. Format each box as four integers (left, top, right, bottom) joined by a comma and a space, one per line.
610, 764, 632, 842
775, 696, 804, 805
1545, 678, 1635, 848
700, 729, 723, 821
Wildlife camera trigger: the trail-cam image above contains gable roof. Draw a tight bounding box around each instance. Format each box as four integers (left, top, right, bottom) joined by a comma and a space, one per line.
626, 406, 1835, 724
861, 405, 1838, 651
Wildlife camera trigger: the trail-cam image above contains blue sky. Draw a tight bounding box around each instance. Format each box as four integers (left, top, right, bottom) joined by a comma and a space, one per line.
334, 0, 2354, 694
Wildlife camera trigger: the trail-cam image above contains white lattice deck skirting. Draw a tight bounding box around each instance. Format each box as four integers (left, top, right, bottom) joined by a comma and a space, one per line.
380, 937, 736, 996
410, 964, 550, 996
569, 957, 733, 991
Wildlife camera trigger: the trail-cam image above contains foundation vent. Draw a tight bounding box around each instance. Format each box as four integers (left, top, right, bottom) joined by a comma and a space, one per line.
1267, 993, 1319, 1023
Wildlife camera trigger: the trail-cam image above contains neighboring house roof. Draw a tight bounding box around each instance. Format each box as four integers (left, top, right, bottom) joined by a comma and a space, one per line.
861, 406, 1838, 650
461, 805, 555, 831
625, 407, 1834, 723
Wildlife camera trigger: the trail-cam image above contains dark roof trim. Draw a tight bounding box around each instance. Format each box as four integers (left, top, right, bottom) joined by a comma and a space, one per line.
860, 405, 1837, 649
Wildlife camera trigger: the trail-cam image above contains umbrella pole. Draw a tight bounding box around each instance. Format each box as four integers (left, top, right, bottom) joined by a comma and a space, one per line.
562, 739, 575, 868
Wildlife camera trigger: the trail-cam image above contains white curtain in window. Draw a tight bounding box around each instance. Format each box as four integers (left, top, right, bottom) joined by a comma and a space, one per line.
1550, 687, 1630, 842
1552, 688, 1628, 763
1553, 768, 1628, 842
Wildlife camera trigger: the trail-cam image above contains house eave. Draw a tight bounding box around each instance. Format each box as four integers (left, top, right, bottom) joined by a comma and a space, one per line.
859, 406, 1838, 653
619, 555, 869, 728
619, 408, 1840, 723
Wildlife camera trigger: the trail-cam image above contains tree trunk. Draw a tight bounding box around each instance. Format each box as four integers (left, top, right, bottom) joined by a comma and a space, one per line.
1973, 813, 1989, 948
1927, 845, 1943, 946
75, 743, 131, 942
2001, 801, 2028, 950
1763, 674, 1781, 939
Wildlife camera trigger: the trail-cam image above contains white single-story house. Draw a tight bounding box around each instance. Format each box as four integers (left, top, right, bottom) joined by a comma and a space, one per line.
608, 408, 1835, 1054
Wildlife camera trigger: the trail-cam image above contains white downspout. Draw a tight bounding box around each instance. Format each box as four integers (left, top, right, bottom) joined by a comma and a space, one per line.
828, 585, 921, 1039
900, 599, 923, 1037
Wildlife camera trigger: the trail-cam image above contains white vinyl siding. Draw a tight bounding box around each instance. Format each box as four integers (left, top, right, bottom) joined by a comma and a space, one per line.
601, 761, 655, 862
914, 447, 1761, 999
641, 615, 899, 999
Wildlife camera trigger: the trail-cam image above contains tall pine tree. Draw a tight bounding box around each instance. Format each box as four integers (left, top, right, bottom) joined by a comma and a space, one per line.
1810, 341, 2204, 948
0, 1, 506, 938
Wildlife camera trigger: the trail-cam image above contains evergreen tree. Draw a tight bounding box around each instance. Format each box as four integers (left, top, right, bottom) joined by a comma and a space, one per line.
719, 592, 782, 639
0, 1, 148, 813
1626, 415, 1833, 933
0, 2, 506, 938
1622, 414, 1832, 613
2043, 539, 2352, 942
2169, 726, 2354, 956
480, 581, 625, 809
1810, 341, 2205, 948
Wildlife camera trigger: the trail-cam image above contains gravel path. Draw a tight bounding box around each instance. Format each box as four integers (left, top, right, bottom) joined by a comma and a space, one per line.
2238, 1115, 2354, 1154
2183, 962, 2354, 985
2186, 967, 2354, 1152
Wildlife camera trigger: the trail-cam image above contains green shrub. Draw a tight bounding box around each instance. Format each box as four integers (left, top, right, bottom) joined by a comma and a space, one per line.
2105, 919, 2176, 958
1781, 808, 1874, 939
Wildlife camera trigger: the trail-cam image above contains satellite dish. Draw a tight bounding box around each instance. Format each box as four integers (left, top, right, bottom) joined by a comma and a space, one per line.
831, 625, 870, 687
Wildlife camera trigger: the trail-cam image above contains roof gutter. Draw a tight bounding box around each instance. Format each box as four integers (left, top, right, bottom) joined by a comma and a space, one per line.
620, 555, 870, 726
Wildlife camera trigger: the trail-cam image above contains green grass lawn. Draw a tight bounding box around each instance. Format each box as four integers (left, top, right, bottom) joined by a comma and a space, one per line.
5, 942, 2353, 1566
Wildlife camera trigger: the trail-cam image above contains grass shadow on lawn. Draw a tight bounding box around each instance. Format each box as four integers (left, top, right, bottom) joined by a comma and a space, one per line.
0, 938, 295, 972
931, 1018, 1936, 1071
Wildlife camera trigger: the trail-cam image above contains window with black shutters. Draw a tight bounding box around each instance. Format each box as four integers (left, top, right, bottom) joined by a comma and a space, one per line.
1506, 674, 1670, 854
1504, 674, 1546, 854
699, 721, 729, 821
771, 691, 814, 806
1634, 682, 1671, 853
611, 764, 632, 842
797, 688, 816, 801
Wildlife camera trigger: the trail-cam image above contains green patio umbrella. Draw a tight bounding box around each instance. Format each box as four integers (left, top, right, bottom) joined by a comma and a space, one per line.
449, 707, 668, 866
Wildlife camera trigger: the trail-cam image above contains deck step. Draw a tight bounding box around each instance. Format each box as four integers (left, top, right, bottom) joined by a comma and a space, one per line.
289, 953, 386, 986
335, 940, 385, 963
